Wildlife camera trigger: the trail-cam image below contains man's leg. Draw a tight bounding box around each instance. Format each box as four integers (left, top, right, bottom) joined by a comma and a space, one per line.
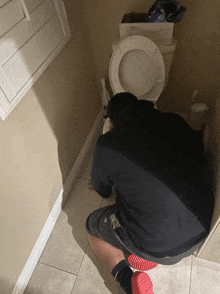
87, 233, 126, 272
86, 234, 153, 294
87, 233, 135, 293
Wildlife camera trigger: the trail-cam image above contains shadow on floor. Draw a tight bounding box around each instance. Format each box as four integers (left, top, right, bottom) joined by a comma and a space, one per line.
62, 184, 125, 293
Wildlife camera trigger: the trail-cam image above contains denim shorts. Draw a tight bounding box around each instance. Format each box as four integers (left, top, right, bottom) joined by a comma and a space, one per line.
85, 203, 204, 265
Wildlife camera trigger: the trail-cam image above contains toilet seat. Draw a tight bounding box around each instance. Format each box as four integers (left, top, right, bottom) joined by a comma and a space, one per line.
109, 35, 165, 102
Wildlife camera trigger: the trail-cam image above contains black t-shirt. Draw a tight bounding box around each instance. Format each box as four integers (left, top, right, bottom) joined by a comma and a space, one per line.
90, 107, 214, 257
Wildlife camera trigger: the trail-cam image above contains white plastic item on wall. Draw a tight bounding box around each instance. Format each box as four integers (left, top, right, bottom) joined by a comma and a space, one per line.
19, 0, 31, 21
188, 103, 209, 130
0, 0, 71, 120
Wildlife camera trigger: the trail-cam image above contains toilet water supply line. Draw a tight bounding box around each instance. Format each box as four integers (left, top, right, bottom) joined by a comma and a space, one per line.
101, 78, 111, 122
19, 0, 31, 21
101, 78, 111, 105
191, 90, 198, 104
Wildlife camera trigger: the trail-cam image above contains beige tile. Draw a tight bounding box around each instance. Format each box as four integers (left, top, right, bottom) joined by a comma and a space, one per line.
39, 178, 102, 275
134, 255, 193, 294
73, 244, 192, 294
24, 263, 76, 294
190, 256, 220, 293
71, 245, 123, 294
196, 224, 220, 265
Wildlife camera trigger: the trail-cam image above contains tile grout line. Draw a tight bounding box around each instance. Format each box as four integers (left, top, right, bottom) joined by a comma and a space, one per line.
188, 255, 194, 294
78, 242, 90, 275
38, 261, 77, 277
39, 171, 95, 293
70, 242, 90, 294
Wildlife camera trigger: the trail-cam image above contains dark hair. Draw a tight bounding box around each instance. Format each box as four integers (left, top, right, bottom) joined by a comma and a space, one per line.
106, 92, 138, 121
104, 92, 155, 127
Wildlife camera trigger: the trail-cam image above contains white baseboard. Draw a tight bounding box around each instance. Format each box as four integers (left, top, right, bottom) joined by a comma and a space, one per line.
11, 188, 64, 294
12, 108, 103, 294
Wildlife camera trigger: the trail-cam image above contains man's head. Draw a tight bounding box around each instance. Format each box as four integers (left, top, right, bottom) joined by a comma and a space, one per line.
106, 92, 138, 123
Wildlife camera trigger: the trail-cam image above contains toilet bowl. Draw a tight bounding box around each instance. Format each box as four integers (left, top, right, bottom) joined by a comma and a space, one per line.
103, 35, 175, 134
109, 35, 165, 103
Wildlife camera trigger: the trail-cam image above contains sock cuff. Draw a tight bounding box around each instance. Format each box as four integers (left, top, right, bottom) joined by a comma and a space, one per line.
111, 259, 130, 278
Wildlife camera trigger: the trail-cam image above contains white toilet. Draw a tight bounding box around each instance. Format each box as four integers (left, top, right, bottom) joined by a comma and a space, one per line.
103, 34, 173, 134
110, 35, 166, 104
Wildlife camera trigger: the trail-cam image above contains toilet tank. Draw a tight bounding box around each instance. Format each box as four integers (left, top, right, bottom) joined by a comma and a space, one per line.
119, 22, 174, 46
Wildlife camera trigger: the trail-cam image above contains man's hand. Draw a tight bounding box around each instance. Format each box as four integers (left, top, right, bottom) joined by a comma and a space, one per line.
88, 180, 104, 199
89, 188, 103, 199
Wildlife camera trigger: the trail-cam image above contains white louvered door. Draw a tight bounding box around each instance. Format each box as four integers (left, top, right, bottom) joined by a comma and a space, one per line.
0, 0, 71, 120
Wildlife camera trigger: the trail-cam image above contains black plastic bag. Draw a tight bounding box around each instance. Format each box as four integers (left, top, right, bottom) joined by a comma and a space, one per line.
121, 1, 186, 24
121, 12, 149, 23
147, 0, 186, 23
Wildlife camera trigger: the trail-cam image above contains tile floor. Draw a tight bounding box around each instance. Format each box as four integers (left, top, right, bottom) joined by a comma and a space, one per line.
24, 153, 220, 294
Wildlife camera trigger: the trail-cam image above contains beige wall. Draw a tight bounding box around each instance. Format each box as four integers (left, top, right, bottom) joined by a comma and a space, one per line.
196, 92, 220, 262
158, 0, 220, 112
78, 0, 220, 112
0, 1, 100, 292
1, 0, 220, 293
